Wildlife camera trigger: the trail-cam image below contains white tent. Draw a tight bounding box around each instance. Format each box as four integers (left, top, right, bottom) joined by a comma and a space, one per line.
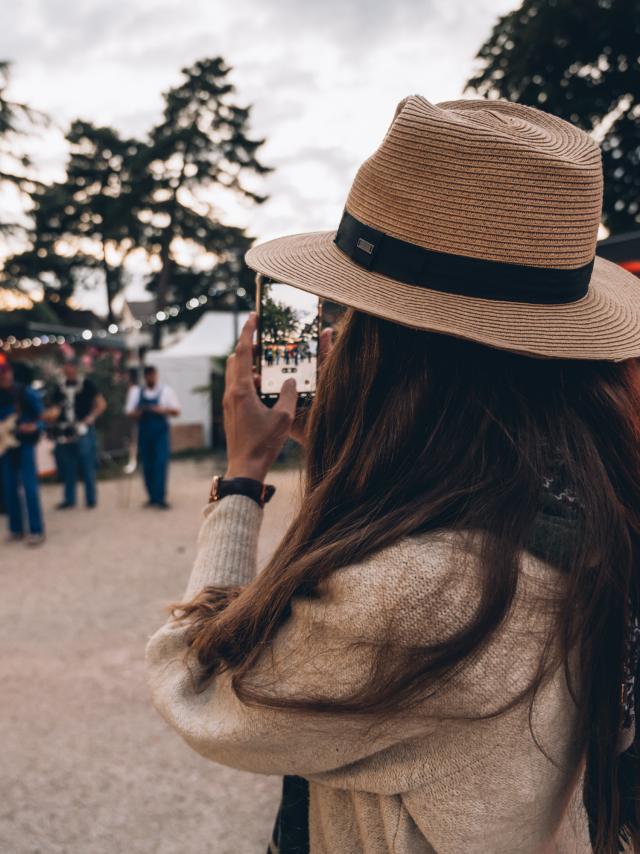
145, 311, 249, 444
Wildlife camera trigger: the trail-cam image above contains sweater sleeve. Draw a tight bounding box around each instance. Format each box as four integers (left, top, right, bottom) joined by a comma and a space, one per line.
146, 505, 559, 783
183, 494, 264, 596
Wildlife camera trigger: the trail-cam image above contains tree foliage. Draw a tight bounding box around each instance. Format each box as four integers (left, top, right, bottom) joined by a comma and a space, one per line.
261, 294, 298, 343
136, 56, 270, 344
467, 0, 640, 234
7, 121, 141, 322
3, 56, 268, 334
0, 61, 46, 240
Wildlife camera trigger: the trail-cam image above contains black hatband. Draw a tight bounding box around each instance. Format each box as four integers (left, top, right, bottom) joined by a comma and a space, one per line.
334, 210, 592, 305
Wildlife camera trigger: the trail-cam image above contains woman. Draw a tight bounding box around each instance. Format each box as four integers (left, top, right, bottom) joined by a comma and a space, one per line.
146, 97, 640, 853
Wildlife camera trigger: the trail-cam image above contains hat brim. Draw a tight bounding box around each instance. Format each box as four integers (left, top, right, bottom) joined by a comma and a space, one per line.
246, 231, 640, 361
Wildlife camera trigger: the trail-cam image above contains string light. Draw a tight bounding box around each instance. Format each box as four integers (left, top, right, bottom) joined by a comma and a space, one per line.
0, 284, 245, 351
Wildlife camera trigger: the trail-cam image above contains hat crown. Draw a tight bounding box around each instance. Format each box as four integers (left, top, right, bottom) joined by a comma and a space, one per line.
345, 96, 603, 270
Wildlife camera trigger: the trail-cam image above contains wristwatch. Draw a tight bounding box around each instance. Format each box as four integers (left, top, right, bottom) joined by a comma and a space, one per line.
209, 475, 276, 508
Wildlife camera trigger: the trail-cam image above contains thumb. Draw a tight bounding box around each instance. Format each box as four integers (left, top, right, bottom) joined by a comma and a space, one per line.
273, 378, 297, 419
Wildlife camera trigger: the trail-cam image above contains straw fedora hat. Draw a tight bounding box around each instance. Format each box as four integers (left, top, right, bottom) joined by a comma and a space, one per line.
246, 95, 640, 360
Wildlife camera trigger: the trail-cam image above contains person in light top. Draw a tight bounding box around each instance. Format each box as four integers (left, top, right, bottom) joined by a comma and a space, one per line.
125, 366, 180, 509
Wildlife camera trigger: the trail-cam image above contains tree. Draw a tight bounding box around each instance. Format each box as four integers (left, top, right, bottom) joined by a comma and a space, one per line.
7, 120, 141, 323
466, 0, 640, 234
261, 294, 298, 343
136, 56, 271, 346
0, 61, 46, 243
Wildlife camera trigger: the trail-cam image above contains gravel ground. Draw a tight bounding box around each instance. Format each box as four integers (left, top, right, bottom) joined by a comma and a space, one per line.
1, 458, 302, 854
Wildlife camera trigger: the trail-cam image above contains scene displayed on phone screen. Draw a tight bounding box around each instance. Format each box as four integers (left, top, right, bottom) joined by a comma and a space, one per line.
260, 282, 320, 397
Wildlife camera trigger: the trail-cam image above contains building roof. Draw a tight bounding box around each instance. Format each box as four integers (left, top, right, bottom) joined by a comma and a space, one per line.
146, 310, 249, 360
124, 298, 157, 323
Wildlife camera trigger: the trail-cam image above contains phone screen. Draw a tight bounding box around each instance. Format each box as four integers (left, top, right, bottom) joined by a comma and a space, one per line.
257, 279, 320, 401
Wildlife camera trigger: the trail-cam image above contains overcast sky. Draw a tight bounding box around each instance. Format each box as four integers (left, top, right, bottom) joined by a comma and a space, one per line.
3, 0, 516, 306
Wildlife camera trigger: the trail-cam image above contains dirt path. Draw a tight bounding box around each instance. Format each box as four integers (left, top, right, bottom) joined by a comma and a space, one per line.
1, 459, 302, 854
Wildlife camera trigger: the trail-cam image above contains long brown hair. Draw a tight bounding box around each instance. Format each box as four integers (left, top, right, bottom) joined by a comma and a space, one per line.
177, 310, 640, 852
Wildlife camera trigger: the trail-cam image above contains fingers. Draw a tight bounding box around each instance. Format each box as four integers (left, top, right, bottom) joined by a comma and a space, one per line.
273, 378, 297, 420
234, 312, 257, 385
225, 351, 236, 389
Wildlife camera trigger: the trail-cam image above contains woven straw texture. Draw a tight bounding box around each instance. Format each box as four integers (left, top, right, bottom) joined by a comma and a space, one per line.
246, 95, 640, 360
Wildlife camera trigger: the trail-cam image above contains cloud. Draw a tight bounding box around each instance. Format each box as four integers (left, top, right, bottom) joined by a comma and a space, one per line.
261, 0, 442, 51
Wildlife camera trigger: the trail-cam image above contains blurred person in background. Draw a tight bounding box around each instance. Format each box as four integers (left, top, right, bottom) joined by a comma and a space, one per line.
126, 365, 180, 509
46, 358, 106, 510
146, 97, 640, 854
0, 357, 45, 545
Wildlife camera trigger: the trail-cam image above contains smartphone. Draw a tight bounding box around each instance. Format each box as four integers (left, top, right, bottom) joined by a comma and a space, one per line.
255, 275, 321, 406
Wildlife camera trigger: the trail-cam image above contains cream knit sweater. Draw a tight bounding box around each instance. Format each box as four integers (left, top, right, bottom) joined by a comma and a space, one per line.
146, 495, 591, 853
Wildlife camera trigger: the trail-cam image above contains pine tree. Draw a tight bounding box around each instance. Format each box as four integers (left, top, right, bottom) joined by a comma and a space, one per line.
136, 56, 271, 346
7, 120, 141, 323
261, 293, 298, 343
0, 61, 46, 243
467, 0, 640, 234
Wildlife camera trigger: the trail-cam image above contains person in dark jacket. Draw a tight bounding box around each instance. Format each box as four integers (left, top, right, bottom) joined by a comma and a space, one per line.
47, 358, 106, 510
0, 358, 45, 545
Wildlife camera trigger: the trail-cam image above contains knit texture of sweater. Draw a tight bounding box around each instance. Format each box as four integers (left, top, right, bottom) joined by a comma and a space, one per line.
146, 495, 591, 853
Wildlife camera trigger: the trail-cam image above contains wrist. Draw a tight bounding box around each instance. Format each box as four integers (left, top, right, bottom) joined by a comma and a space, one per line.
225, 460, 269, 482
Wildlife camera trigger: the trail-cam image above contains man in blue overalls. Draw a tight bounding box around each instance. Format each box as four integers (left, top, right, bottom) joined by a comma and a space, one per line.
125, 366, 180, 509
0, 359, 45, 545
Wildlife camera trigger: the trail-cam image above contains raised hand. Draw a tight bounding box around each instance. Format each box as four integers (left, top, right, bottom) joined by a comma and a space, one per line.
223, 313, 298, 482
